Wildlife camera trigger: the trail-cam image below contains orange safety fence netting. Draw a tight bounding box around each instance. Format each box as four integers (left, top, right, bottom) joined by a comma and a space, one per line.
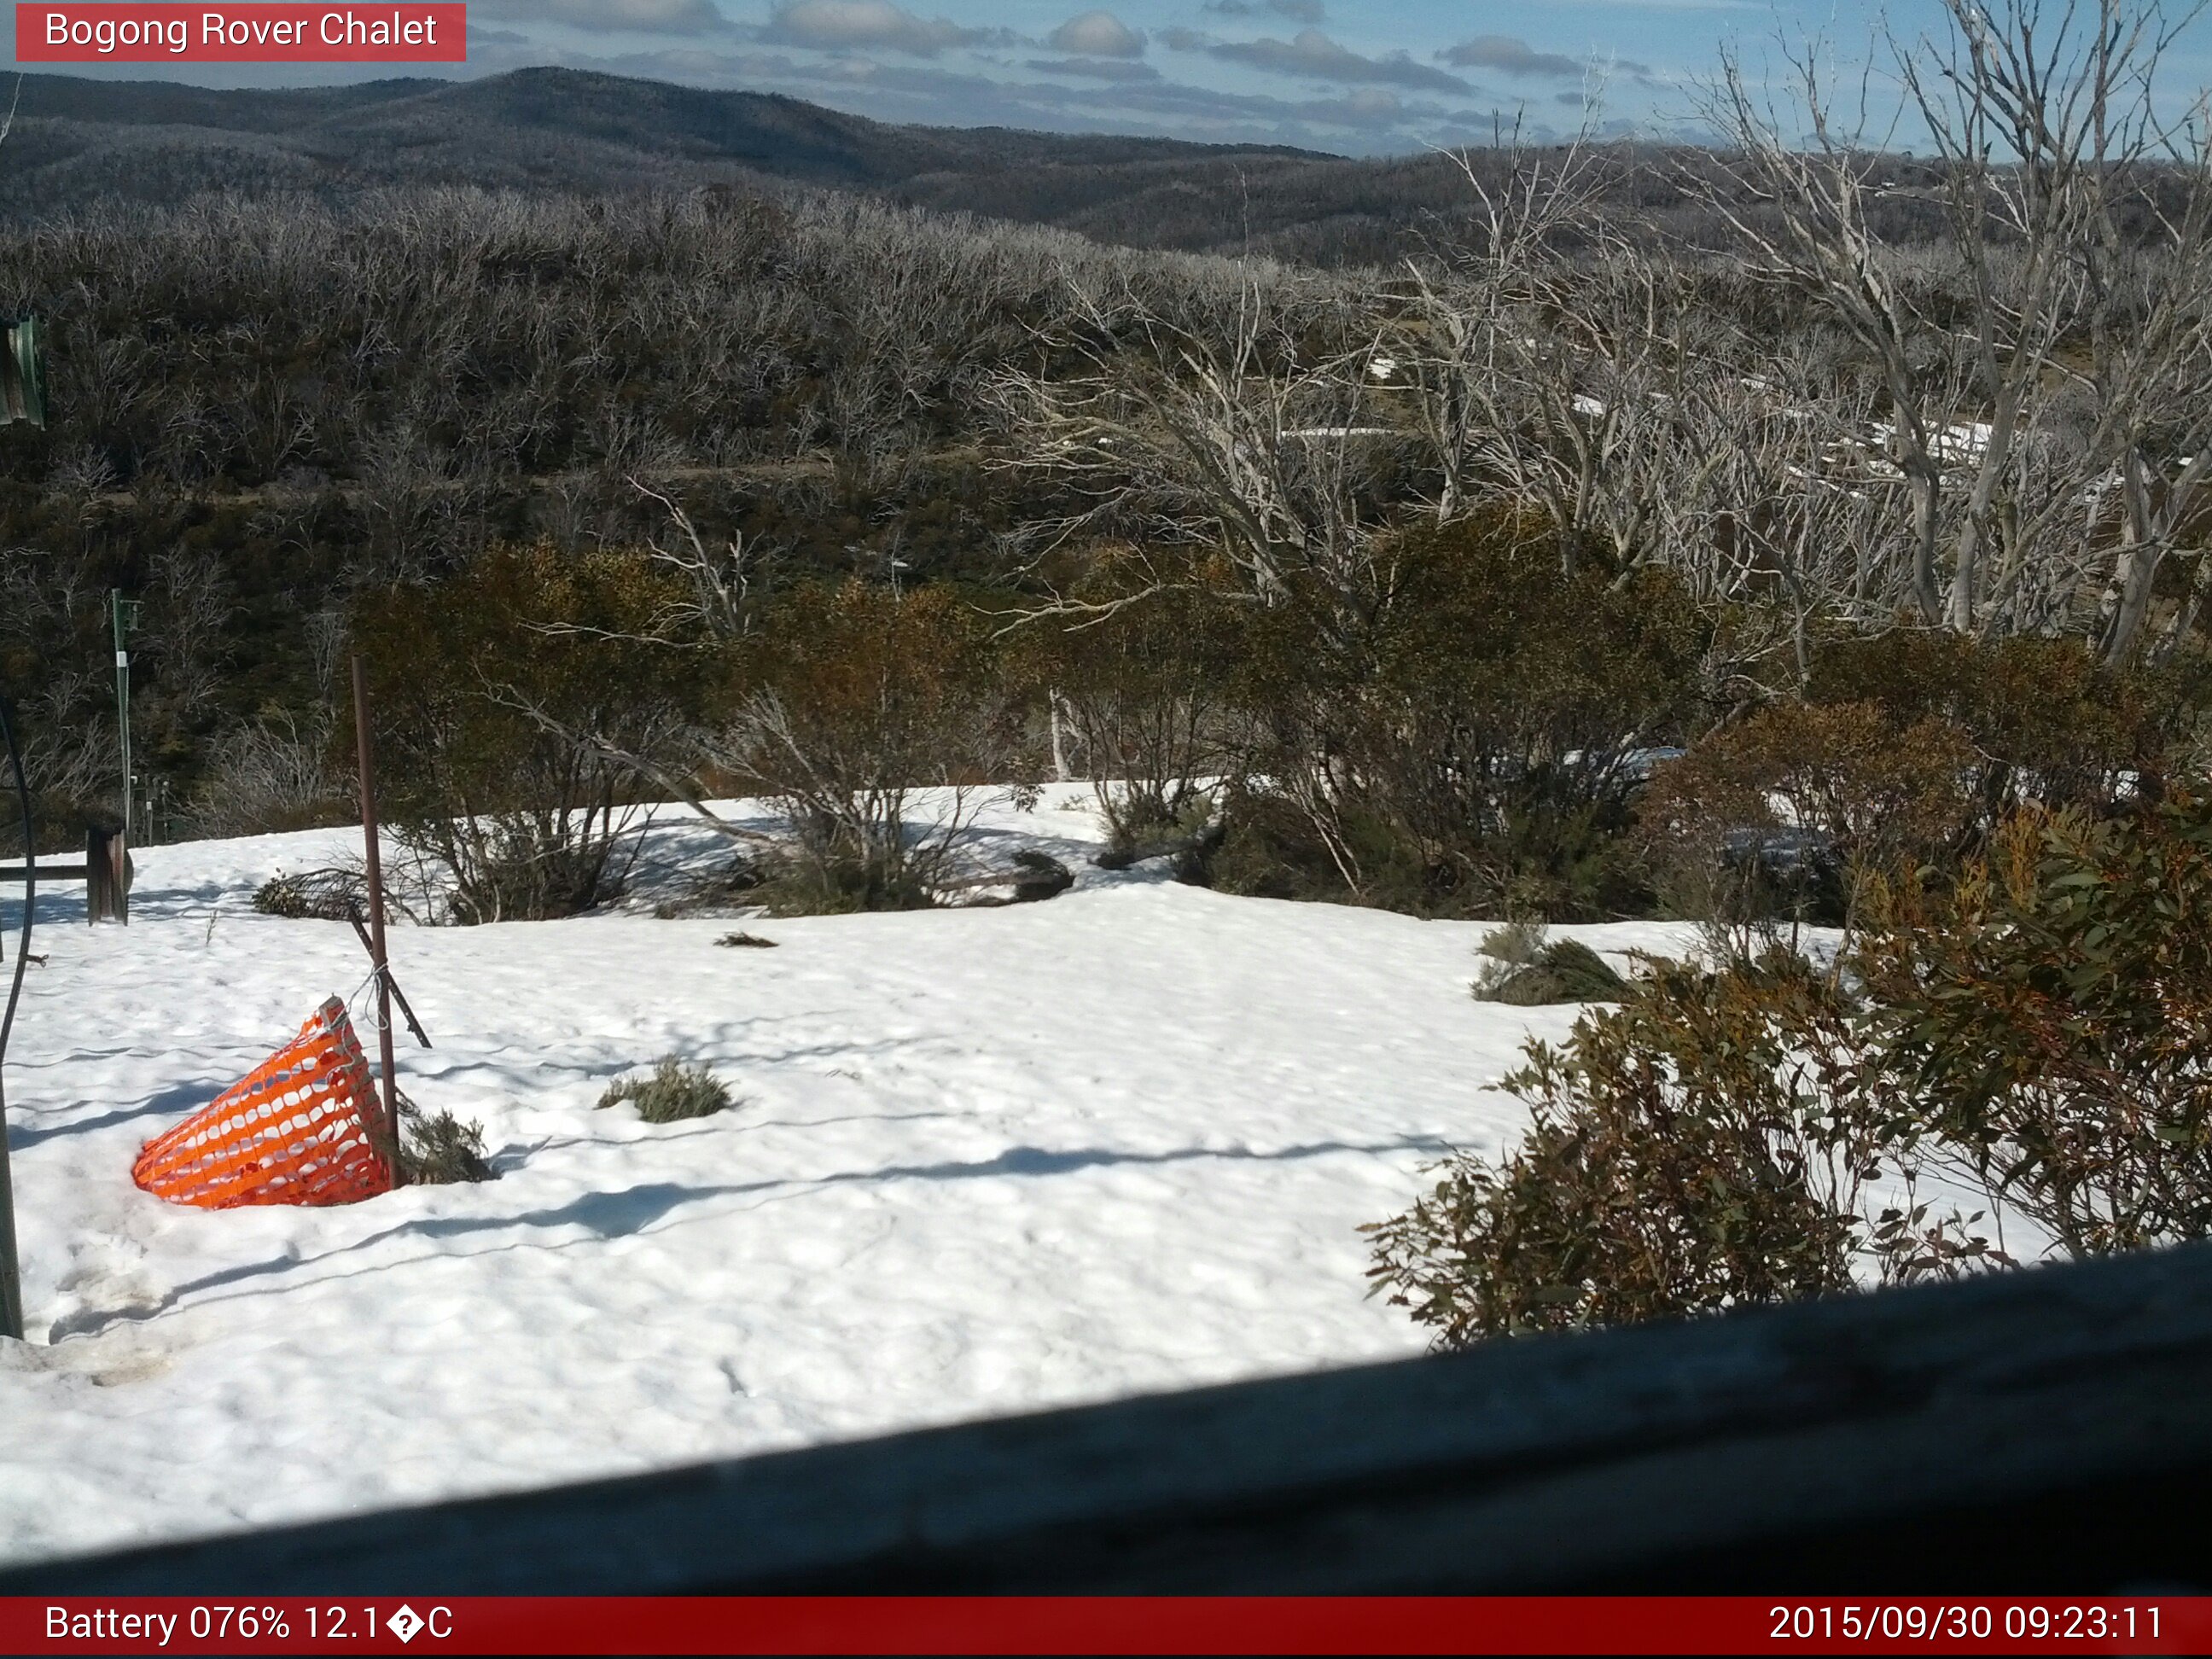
134, 997, 394, 1208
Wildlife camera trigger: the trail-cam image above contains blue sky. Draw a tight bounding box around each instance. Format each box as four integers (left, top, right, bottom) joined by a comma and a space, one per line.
15, 1, 2212, 156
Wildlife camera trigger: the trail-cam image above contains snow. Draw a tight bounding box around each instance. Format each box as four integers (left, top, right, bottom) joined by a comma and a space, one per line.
0, 790, 1693, 1566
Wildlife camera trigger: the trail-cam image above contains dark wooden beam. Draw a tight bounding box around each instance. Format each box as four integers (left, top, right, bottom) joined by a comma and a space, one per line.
5, 1242, 2210, 1595
0, 864, 88, 882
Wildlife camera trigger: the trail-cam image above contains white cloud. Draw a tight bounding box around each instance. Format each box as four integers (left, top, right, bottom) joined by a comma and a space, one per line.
1047, 10, 1145, 58
1441, 36, 1584, 79
1209, 29, 1471, 95
760, 0, 985, 57
1205, 0, 1325, 20
474, 0, 729, 32
1027, 55, 1161, 81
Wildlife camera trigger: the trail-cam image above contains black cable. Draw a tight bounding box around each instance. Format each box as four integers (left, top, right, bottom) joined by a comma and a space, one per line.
0, 687, 31, 1340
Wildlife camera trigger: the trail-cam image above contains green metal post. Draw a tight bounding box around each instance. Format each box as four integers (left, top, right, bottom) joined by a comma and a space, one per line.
110, 592, 136, 848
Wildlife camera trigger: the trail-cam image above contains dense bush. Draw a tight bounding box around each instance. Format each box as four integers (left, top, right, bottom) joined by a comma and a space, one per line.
1806, 632, 2184, 814
1857, 795, 2212, 1256
1369, 949, 1892, 1343
1639, 701, 1981, 923
719, 578, 1015, 913
1633, 632, 2208, 928
1216, 512, 1706, 919
1008, 549, 1241, 854
352, 544, 696, 924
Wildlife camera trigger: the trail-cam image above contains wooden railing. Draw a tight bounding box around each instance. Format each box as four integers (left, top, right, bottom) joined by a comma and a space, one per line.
6, 1240, 2211, 1593
0, 826, 130, 924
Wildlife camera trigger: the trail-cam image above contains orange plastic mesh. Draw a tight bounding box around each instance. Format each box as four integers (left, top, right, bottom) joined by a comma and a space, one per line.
133, 998, 393, 1209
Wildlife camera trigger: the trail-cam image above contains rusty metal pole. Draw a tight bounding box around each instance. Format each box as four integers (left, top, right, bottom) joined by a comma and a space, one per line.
352, 655, 404, 1186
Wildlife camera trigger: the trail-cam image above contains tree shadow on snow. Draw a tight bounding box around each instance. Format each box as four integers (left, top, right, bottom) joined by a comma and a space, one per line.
8, 1076, 230, 1150
61, 1135, 1452, 1336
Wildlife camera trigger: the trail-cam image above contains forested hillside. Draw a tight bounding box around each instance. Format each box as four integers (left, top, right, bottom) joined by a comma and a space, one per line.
0, 67, 1947, 265
3, 30, 2208, 916
0, 69, 1347, 247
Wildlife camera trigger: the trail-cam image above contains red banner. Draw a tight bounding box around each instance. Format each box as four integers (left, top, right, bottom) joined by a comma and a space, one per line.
15, 4, 466, 62
3, 1598, 2210, 1655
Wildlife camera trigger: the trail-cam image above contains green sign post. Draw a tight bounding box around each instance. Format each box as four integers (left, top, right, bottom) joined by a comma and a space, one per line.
111, 591, 138, 846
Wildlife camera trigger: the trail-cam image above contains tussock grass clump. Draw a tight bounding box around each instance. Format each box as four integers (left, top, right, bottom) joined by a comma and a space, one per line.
253, 868, 368, 922
596, 1058, 733, 1124
716, 931, 779, 948
1471, 923, 1627, 1005
396, 1094, 496, 1185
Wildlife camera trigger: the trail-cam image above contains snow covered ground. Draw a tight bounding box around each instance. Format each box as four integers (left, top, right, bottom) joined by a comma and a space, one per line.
0, 789, 1695, 1566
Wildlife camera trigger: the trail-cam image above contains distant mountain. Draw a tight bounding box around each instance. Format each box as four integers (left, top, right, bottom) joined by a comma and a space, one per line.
0, 67, 1522, 262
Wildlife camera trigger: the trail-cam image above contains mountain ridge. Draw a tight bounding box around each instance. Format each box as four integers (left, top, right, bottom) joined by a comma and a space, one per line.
0, 67, 1501, 260
3, 67, 1330, 194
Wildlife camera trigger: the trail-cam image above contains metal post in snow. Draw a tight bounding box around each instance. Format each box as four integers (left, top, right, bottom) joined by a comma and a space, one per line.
111, 591, 132, 848
0, 688, 33, 1341
0, 313, 49, 1336
352, 656, 404, 1187
109, 591, 140, 924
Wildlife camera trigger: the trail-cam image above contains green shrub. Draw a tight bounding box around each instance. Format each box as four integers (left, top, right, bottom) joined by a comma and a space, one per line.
1217, 509, 1703, 920
716, 579, 1015, 910
1856, 795, 2212, 1256
1473, 919, 1546, 969
1471, 925, 1629, 1006
397, 1095, 496, 1185
1639, 700, 1980, 923
1091, 791, 1221, 877
596, 1058, 734, 1124
752, 852, 937, 917
1369, 950, 1889, 1343
352, 544, 698, 925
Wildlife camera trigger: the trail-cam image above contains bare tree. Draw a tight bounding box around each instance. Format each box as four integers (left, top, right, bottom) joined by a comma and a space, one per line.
144, 545, 231, 713
993, 270, 1388, 637
189, 708, 342, 837
1697, 0, 2212, 655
